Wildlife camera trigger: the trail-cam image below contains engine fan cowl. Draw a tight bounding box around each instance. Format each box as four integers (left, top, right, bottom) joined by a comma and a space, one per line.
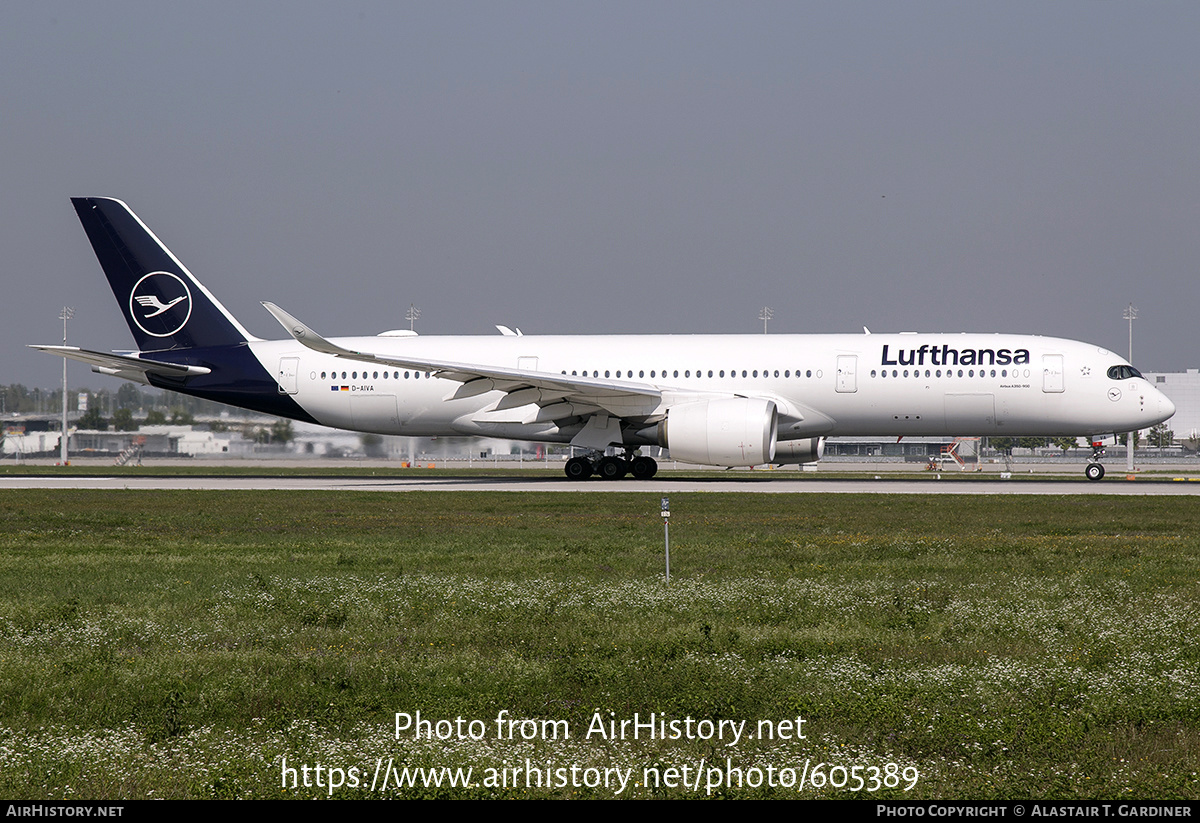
656, 397, 778, 467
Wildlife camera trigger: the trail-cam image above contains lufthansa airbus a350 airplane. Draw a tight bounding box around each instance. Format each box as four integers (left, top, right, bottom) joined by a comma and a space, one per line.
34, 197, 1174, 480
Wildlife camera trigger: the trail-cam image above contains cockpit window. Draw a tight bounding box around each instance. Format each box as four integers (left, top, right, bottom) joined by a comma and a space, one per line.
1107, 365, 1143, 380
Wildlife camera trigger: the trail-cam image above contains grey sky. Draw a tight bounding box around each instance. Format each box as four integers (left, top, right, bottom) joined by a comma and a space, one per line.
3, 2, 1198, 389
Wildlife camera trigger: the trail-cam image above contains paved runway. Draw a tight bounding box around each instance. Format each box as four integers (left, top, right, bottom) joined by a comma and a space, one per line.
5, 472, 1200, 494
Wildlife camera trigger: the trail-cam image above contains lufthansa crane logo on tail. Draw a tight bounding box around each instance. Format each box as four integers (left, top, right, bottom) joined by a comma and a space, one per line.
135, 294, 185, 317
130, 272, 192, 337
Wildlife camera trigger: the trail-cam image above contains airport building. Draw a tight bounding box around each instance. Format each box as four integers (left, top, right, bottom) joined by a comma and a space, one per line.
1142, 369, 1200, 442
0, 424, 256, 460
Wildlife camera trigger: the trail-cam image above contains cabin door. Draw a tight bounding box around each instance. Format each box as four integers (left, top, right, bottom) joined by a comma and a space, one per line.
277, 357, 299, 395
1042, 355, 1064, 393
836, 356, 857, 393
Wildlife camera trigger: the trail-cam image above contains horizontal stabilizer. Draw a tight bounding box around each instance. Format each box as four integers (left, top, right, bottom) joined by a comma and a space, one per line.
30, 345, 212, 382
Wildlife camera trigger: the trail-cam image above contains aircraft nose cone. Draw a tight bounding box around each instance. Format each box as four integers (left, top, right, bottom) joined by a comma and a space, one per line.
1160, 393, 1176, 421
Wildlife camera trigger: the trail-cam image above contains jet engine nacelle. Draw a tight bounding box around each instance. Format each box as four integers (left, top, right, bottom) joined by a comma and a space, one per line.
657, 397, 778, 467
772, 436, 825, 464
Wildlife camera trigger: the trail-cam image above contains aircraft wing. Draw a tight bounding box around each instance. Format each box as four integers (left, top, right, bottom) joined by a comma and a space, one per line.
261, 303, 664, 420
29, 345, 212, 384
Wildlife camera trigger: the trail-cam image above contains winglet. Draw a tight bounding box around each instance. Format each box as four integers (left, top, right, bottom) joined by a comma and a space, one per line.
261, 302, 365, 358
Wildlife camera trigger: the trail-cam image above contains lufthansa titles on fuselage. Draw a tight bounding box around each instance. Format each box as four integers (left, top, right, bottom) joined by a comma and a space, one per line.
881, 344, 1031, 368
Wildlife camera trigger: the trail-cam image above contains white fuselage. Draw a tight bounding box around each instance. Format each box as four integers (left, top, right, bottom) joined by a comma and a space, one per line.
254, 332, 1174, 445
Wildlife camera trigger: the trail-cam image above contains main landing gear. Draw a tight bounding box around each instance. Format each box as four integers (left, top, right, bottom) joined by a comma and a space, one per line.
564, 451, 658, 481
1085, 440, 1106, 481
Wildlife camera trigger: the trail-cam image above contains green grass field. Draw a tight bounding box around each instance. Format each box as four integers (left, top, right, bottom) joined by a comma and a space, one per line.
0, 490, 1196, 798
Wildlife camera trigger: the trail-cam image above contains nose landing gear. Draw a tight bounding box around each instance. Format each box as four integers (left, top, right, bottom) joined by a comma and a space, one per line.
1085, 440, 1106, 481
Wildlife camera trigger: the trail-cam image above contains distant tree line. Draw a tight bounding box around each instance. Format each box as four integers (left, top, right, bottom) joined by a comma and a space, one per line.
2, 382, 244, 419
3, 381, 288, 438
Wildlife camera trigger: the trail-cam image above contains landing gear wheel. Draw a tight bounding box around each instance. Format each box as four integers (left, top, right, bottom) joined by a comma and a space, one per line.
1085, 463, 1105, 481
597, 456, 629, 480
630, 456, 658, 480
564, 456, 593, 480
